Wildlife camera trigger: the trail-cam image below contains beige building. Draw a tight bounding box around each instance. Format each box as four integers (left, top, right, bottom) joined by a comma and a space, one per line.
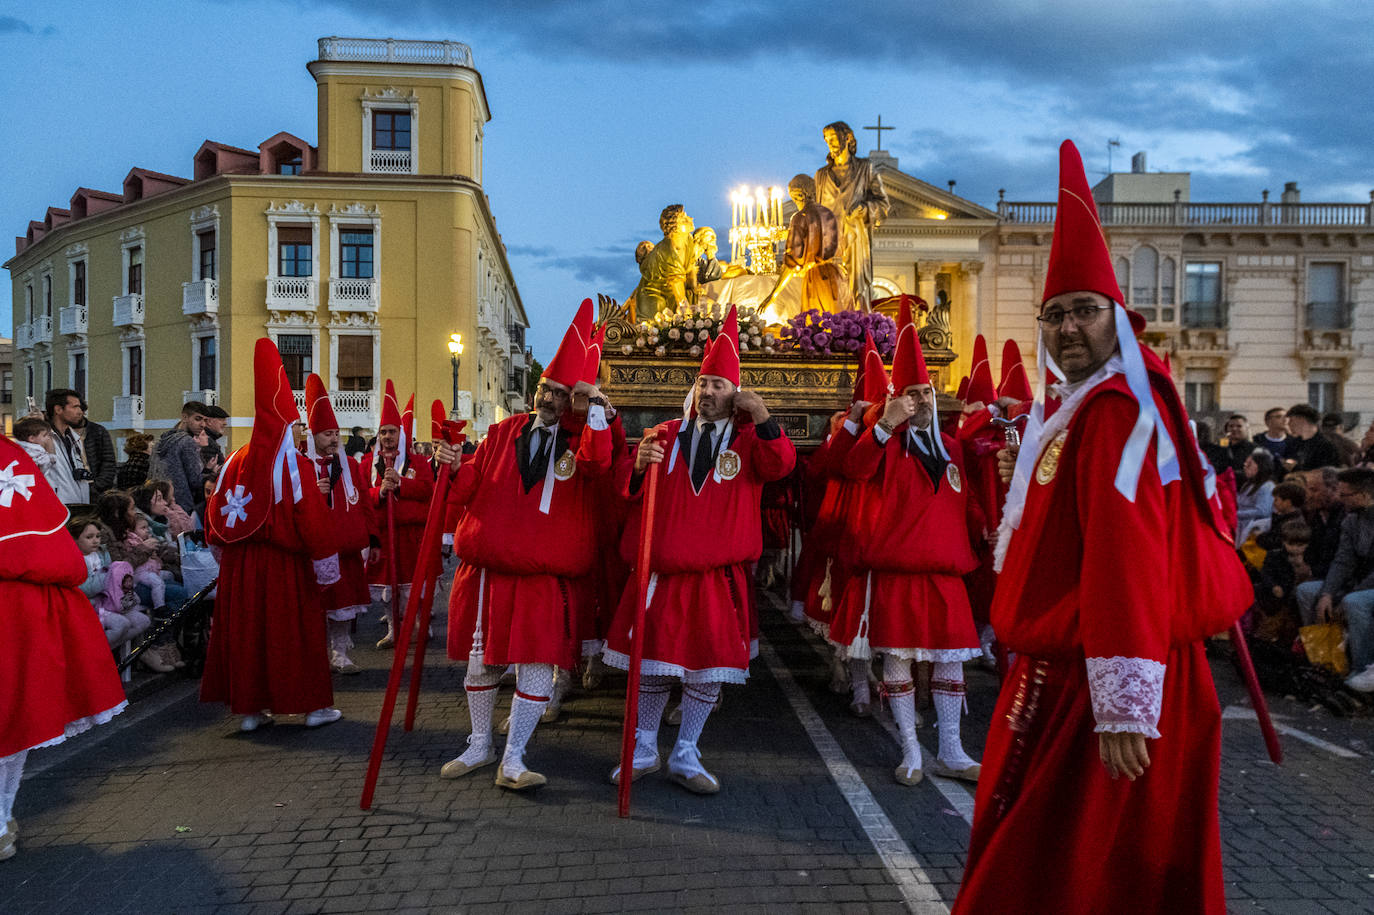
868, 150, 1374, 432
6, 36, 530, 452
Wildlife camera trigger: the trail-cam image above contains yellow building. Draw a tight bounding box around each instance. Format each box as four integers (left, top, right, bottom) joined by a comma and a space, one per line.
6, 36, 529, 451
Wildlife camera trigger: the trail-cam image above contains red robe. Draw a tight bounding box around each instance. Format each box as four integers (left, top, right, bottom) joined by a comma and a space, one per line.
603, 417, 795, 683
954, 374, 1251, 915
0, 437, 126, 757
313, 453, 377, 614
827, 423, 983, 659
201, 450, 339, 715
361, 449, 436, 588
956, 407, 1006, 626
801, 420, 880, 632
446, 411, 612, 670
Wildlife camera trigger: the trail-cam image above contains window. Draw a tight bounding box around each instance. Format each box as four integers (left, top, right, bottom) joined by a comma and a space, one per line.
1131, 246, 1158, 306
198, 231, 216, 280
43, 360, 52, 395
336, 335, 374, 391
25, 365, 33, 403
197, 336, 217, 391
1161, 256, 1176, 306
1114, 256, 1129, 300
1, 369, 11, 405
340, 229, 374, 279
278, 334, 312, 390
127, 345, 143, 396
277, 156, 302, 176
127, 245, 143, 294
25, 284, 33, 322
73, 261, 86, 307
1307, 262, 1346, 328
278, 226, 312, 277
1184, 262, 1222, 327
1184, 368, 1217, 415
373, 111, 411, 151
1308, 369, 1341, 414
42, 275, 52, 315
72, 353, 86, 401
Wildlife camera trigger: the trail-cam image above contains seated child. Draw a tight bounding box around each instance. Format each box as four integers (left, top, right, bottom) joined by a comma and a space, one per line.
94, 561, 153, 657
119, 514, 169, 610
1255, 481, 1307, 552
1254, 519, 1313, 643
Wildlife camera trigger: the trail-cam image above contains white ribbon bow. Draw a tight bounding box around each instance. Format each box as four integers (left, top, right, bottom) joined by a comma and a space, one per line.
220, 484, 253, 527
0, 460, 37, 508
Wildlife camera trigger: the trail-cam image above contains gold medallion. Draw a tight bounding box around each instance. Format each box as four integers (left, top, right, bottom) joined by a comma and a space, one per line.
716, 449, 741, 480
945, 463, 962, 492
553, 449, 576, 481
1035, 431, 1068, 485
405, 467, 416, 479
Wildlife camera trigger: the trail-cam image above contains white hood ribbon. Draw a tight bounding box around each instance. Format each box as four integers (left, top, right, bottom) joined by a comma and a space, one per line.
1112, 302, 1178, 499
0, 460, 37, 508
272, 423, 305, 504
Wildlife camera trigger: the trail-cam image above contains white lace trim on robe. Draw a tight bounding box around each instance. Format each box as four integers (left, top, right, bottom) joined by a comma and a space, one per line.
312, 553, 341, 586
1085, 655, 1166, 738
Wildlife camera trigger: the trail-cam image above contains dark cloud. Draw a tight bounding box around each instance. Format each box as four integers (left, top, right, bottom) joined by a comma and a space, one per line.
0, 15, 54, 35
511, 241, 639, 292
506, 243, 557, 257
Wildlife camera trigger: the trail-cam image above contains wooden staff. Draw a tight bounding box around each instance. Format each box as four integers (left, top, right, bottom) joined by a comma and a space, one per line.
361, 403, 465, 809
618, 430, 665, 818
385, 458, 401, 640
1230, 622, 1283, 764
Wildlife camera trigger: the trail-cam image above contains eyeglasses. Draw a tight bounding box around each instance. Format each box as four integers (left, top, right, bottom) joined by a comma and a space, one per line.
535, 384, 570, 399
1037, 304, 1112, 327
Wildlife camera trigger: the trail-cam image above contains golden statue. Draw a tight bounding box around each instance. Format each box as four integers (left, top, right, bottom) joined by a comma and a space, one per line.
762, 174, 852, 316
815, 121, 890, 310
635, 204, 697, 320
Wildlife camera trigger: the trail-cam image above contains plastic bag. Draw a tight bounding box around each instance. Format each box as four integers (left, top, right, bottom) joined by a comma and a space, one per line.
179, 532, 219, 600
1299, 622, 1349, 677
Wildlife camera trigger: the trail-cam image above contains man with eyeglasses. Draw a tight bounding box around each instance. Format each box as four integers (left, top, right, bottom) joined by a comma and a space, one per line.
437, 300, 616, 791
953, 141, 1252, 915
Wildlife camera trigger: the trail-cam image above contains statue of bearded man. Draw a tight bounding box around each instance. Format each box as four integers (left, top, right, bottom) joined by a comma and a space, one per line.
814, 121, 890, 310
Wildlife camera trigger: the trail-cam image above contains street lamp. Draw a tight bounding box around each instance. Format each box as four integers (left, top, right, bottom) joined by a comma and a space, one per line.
447, 333, 464, 419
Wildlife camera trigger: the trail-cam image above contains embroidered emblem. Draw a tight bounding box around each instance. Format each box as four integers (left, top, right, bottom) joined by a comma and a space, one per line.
0, 460, 37, 508
553, 449, 576, 481
405, 467, 416, 479
716, 449, 741, 481
945, 463, 962, 492
220, 484, 253, 527
1036, 431, 1068, 485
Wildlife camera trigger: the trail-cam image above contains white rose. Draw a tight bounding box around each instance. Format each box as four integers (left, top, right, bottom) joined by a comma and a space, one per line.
689, 344, 702, 356
655, 345, 667, 356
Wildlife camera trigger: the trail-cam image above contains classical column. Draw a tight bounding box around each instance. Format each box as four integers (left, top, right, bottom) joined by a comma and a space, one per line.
916, 260, 941, 311
960, 260, 984, 334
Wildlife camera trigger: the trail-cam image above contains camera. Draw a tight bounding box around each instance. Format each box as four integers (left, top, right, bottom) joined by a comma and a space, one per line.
72, 468, 93, 482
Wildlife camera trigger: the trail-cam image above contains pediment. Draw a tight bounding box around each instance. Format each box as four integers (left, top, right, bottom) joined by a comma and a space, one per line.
877, 165, 998, 221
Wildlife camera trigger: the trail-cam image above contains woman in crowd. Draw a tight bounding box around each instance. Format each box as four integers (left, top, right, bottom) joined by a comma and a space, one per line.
115, 433, 154, 490
1236, 448, 1278, 545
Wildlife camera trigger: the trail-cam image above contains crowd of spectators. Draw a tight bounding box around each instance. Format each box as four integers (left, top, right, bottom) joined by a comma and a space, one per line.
1202, 405, 1374, 693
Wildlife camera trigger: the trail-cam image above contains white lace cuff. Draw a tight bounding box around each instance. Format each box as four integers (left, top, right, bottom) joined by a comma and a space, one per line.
442, 533, 454, 546
1085, 655, 1165, 738
843, 419, 860, 436
313, 553, 341, 586
587, 404, 609, 432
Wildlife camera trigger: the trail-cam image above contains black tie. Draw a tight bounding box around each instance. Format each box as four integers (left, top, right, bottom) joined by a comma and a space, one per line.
913, 428, 946, 488
692, 422, 715, 490
531, 427, 550, 477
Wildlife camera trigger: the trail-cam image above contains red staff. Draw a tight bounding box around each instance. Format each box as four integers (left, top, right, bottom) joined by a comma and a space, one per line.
618, 425, 666, 818
1230, 622, 1283, 764
361, 401, 466, 810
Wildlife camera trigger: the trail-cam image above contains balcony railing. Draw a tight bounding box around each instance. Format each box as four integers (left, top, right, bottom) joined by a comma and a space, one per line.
30, 314, 53, 345
14, 321, 32, 349
113, 293, 145, 327
266, 277, 318, 312
291, 389, 377, 425
183, 279, 219, 316
368, 149, 412, 174
318, 36, 473, 68
112, 394, 145, 431
999, 200, 1374, 227
1305, 301, 1354, 330
59, 305, 88, 336
183, 389, 219, 407
1182, 301, 1229, 329
1134, 303, 1177, 325
328, 277, 379, 312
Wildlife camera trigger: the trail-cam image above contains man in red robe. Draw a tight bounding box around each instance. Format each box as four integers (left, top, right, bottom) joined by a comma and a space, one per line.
603, 306, 796, 793
362, 380, 435, 649
437, 301, 614, 790
953, 141, 1252, 914
202, 339, 343, 731
0, 434, 127, 861
830, 300, 985, 785
304, 374, 379, 675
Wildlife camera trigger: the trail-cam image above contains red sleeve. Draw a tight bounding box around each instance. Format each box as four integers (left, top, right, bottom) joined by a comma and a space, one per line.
841, 426, 887, 481
575, 417, 612, 476
746, 424, 796, 483
292, 455, 339, 560
396, 456, 435, 504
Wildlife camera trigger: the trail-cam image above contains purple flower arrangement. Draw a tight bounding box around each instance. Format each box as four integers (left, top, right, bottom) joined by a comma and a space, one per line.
778, 309, 898, 357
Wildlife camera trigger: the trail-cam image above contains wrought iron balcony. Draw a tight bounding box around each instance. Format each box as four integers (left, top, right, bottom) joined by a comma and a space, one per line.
183, 279, 219, 316
328, 277, 379, 312
266, 277, 318, 312
113, 293, 145, 327
1182, 301, 1229, 329
59, 305, 88, 336
112, 394, 145, 431
30, 314, 53, 345
1305, 301, 1353, 330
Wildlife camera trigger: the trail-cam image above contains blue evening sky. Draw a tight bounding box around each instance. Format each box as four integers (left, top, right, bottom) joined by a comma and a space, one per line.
2, 0, 1371, 360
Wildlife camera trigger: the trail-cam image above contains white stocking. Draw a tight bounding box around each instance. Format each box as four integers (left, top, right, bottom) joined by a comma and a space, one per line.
503, 663, 553, 774
458, 655, 501, 764
883, 655, 921, 772
849, 658, 871, 706
0, 749, 27, 824
677, 682, 720, 748
636, 675, 673, 744
932, 661, 975, 768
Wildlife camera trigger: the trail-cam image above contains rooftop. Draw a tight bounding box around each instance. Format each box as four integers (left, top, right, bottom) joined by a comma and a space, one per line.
316, 36, 473, 68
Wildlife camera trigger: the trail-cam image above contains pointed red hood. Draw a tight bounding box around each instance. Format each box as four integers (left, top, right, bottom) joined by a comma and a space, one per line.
700, 305, 740, 386
890, 297, 929, 391
402, 393, 415, 446
1044, 139, 1144, 333
544, 301, 592, 389
851, 331, 876, 403
861, 345, 892, 404
379, 379, 403, 430
966, 334, 996, 404
997, 338, 1033, 402
304, 373, 338, 435
956, 375, 970, 401
582, 323, 606, 386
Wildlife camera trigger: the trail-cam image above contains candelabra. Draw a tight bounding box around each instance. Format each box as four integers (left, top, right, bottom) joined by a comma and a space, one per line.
729, 185, 788, 274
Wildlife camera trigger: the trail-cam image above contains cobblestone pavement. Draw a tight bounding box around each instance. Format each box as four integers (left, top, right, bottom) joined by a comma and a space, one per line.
4, 569, 1374, 914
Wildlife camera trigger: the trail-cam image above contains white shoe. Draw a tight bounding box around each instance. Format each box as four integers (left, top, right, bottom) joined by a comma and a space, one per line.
894, 739, 924, 786
494, 751, 546, 791
667, 741, 720, 794
1345, 663, 1374, 693
609, 730, 662, 785
239, 713, 273, 732
305, 707, 343, 728
440, 736, 498, 778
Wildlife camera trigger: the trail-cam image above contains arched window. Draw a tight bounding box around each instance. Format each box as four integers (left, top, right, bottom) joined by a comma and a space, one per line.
1161, 256, 1176, 305
1132, 246, 1158, 305
1114, 256, 1130, 301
